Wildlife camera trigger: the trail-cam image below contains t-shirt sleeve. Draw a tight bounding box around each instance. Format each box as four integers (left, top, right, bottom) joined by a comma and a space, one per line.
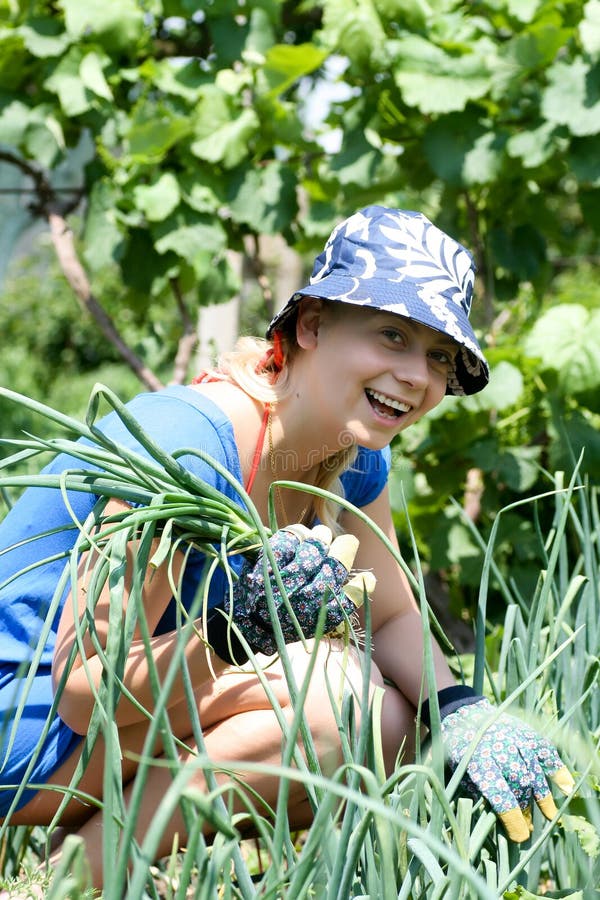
93, 389, 247, 629
340, 445, 391, 509
86, 390, 243, 506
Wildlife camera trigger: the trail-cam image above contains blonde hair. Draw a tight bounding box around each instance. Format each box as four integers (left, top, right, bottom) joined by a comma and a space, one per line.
202, 334, 357, 534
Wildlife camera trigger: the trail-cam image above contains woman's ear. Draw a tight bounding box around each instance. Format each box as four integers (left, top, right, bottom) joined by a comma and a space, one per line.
296, 298, 324, 349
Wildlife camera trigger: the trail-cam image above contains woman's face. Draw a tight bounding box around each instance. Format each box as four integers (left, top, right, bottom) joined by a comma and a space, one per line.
295, 300, 457, 451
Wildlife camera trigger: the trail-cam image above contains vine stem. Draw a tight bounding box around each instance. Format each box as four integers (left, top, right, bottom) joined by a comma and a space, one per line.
48, 212, 163, 393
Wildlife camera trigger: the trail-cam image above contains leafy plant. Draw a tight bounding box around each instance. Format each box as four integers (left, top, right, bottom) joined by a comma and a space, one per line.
1, 0, 599, 387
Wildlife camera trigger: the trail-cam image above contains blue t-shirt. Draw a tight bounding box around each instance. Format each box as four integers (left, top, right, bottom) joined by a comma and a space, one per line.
0, 385, 391, 812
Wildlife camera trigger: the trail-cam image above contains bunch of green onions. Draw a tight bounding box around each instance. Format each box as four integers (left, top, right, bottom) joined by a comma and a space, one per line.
0, 384, 270, 567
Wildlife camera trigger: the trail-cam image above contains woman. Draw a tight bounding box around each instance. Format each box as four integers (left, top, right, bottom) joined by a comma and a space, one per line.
0, 206, 571, 890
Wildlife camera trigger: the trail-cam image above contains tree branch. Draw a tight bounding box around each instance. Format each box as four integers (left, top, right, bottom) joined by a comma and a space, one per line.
0, 149, 81, 216
464, 194, 495, 327
463, 467, 484, 523
49, 213, 163, 392
170, 277, 198, 385
1, 149, 164, 392
245, 233, 275, 319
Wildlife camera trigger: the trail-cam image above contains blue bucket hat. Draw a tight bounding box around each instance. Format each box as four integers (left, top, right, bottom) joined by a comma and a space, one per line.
267, 205, 490, 396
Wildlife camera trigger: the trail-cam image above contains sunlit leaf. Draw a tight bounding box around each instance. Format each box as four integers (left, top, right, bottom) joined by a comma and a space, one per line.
320, 0, 386, 64
43, 46, 94, 116
18, 18, 70, 58
228, 162, 297, 233
79, 50, 112, 102
126, 103, 193, 162
499, 21, 571, 90
24, 116, 64, 167
580, 0, 600, 56
506, 0, 544, 23
460, 361, 524, 413
542, 58, 600, 136
374, 0, 427, 29
83, 180, 124, 271
178, 171, 224, 213
191, 107, 259, 169
506, 122, 558, 168
244, 6, 276, 58
153, 211, 228, 278
524, 304, 600, 396
0, 98, 29, 145
389, 35, 492, 113
260, 43, 328, 98
133, 173, 180, 222
139, 58, 208, 102
59, 0, 145, 53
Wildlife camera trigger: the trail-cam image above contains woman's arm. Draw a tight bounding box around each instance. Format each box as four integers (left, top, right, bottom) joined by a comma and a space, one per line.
340, 486, 455, 707
52, 499, 229, 734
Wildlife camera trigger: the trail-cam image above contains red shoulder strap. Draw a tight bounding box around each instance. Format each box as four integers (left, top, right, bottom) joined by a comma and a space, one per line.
246, 402, 270, 494
190, 375, 269, 494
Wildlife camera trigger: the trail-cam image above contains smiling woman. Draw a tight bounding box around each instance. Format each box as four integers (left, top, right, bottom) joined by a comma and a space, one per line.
0, 206, 574, 894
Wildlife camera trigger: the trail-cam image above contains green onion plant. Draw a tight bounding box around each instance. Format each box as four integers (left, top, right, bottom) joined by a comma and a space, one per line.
0, 385, 597, 899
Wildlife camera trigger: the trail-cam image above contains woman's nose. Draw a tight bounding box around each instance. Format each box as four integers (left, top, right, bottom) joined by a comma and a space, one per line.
393, 349, 429, 390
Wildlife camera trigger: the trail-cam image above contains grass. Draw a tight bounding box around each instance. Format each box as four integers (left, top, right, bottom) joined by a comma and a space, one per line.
0, 386, 599, 898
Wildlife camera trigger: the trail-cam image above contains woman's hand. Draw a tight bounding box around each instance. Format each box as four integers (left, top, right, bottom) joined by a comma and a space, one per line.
428, 690, 575, 842
219, 524, 375, 660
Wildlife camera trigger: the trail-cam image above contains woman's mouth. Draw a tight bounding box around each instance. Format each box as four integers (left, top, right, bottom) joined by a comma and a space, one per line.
365, 388, 412, 420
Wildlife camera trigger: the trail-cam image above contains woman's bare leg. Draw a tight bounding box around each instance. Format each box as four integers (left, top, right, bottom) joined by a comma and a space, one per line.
5, 640, 417, 890
61, 703, 322, 889
6, 655, 302, 828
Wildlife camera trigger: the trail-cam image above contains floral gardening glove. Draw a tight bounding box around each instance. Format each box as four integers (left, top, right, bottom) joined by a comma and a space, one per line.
207, 524, 375, 665
422, 686, 575, 843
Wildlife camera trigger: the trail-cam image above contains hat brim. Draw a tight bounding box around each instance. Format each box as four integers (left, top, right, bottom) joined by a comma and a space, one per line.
267, 275, 489, 397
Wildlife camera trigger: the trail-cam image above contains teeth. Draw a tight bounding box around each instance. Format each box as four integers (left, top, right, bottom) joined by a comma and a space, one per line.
366, 389, 411, 413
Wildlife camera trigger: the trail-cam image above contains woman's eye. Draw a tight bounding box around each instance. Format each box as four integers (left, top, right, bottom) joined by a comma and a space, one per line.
382, 329, 404, 343
429, 349, 455, 365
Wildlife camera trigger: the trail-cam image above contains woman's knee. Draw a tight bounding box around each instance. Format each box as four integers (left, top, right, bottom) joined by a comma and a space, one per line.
294, 641, 418, 775
282, 640, 376, 765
